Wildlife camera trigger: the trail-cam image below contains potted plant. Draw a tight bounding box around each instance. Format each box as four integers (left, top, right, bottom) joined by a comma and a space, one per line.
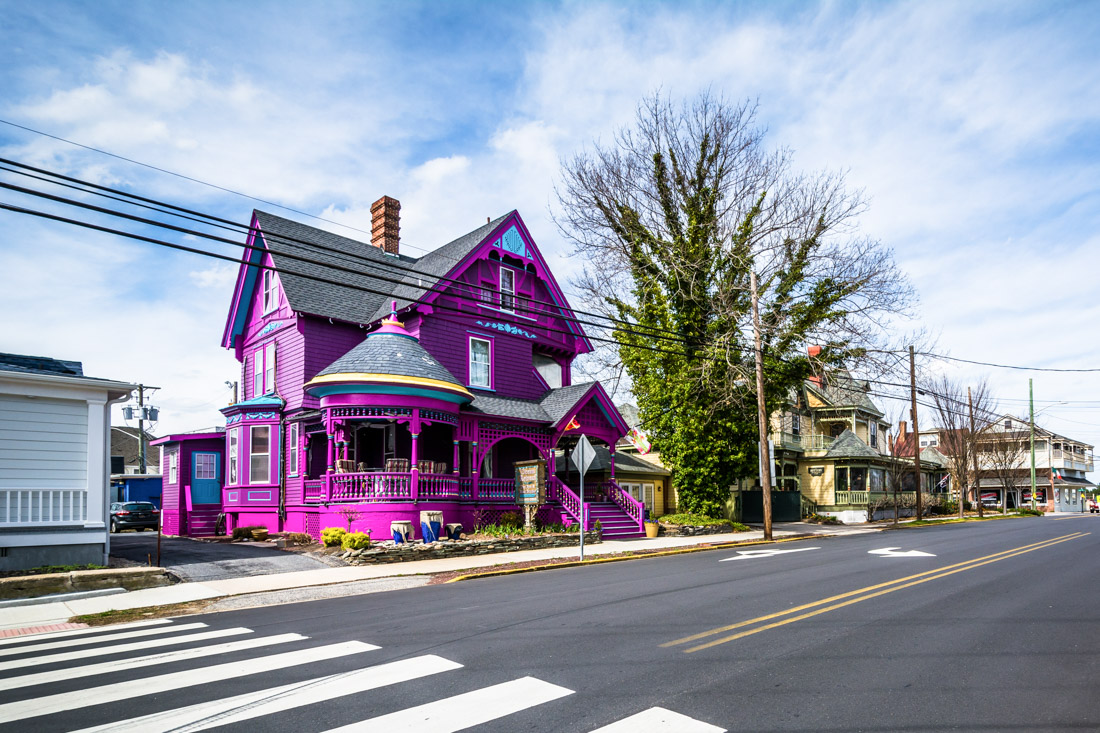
644, 517, 659, 538
251, 527, 269, 542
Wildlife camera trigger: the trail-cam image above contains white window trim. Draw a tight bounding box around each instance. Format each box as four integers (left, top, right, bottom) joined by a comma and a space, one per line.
499, 267, 515, 313
228, 428, 239, 485
169, 451, 178, 484
249, 425, 271, 485
469, 336, 492, 389
252, 349, 263, 398
264, 341, 277, 394
262, 269, 278, 314
288, 423, 299, 477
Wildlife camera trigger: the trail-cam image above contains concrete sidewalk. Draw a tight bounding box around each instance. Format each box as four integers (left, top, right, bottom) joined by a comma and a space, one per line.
1, 523, 879, 633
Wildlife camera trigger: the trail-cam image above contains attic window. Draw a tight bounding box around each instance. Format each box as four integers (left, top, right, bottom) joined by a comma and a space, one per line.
500, 267, 515, 312
1005, 419, 1013, 430
262, 270, 278, 314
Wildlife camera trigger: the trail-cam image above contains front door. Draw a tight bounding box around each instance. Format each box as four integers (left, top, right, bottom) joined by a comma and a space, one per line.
191, 452, 222, 505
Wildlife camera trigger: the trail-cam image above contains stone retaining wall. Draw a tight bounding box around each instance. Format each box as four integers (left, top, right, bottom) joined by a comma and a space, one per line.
657, 523, 734, 537
338, 530, 602, 565
0, 567, 174, 600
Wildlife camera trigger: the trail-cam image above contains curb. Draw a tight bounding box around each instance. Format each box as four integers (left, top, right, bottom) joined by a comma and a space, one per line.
445, 534, 822, 582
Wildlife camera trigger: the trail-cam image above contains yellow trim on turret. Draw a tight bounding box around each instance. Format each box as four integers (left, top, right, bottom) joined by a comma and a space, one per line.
304, 372, 473, 398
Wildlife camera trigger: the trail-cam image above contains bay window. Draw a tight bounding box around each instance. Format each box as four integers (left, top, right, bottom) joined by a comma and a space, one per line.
228, 428, 239, 485
250, 425, 270, 484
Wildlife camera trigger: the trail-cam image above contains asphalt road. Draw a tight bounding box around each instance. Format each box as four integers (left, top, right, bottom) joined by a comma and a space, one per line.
108, 532, 332, 581
8, 515, 1098, 732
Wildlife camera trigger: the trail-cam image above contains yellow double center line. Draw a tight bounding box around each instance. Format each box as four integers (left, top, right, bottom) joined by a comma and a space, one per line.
663, 532, 1090, 653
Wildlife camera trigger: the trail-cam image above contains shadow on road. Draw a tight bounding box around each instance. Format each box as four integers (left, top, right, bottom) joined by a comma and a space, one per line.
109, 532, 331, 582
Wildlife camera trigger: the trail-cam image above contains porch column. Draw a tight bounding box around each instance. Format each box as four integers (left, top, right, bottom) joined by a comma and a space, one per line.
609, 445, 616, 480
471, 441, 480, 501
452, 440, 460, 474
326, 433, 334, 474
410, 431, 419, 502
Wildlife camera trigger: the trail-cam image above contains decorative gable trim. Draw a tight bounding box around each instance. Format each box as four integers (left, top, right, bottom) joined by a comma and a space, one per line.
221, 215, 266, 350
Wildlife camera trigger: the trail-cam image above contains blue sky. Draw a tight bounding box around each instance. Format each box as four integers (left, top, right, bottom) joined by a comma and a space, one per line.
2, 0, 1099, 466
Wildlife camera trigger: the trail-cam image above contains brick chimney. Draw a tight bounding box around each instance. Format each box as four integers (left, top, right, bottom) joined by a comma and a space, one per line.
896, 421, 908, 454
807, 344, 823, 388
370, 196, 400, 255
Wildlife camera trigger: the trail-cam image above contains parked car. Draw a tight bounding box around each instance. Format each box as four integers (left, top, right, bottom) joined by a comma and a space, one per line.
109, 502, 160, 532
1089, 499, 1098, 514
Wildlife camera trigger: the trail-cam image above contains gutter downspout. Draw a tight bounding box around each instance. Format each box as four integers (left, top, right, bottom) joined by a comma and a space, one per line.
278, 415, 287, 527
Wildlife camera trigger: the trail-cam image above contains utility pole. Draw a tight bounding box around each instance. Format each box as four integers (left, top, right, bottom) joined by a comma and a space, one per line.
751, 271, 773, 541
969, 386, 983, 519
910, 346, 922, 520
1029, 379, 1037, 511
137, 384, 147, 474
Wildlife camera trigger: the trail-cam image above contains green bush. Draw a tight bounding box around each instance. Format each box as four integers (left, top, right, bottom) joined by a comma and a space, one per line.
806, 513, 841, 525
321, 527, 347, 547
498, 511, 524, 529
232, 525, 266, 540
657, 513, 730, 526
341, 531, 372, 550
1016, 507, 1044, 516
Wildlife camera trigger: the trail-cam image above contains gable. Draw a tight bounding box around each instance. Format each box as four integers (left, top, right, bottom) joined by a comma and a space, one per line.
405, 212, 593, 354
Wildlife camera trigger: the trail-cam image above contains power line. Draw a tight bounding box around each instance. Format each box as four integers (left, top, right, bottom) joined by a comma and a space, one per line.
0, 198, 700, 361
919, 351, 1100, 373
0, 156, 693, 345
0, 118, 423, 251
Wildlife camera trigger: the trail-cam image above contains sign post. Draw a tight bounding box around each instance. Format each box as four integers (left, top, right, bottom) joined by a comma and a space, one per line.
571, 434, 596, 561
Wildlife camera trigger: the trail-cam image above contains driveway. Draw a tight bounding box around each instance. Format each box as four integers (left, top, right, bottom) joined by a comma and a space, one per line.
109, 532, 334, 582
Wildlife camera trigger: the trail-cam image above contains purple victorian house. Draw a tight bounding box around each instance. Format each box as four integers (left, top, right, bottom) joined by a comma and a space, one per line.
190, 197, 642, 541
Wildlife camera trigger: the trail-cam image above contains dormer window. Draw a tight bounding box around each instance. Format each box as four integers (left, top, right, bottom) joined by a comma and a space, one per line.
870, 421, 878, 448
1005, 419, 1013, 430
500, 267, 515, 312
262, 269, 278, 314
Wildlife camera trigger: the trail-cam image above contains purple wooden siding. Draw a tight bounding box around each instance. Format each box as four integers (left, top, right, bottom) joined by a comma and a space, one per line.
418, 314, 549, 400
300, 319, 365, 409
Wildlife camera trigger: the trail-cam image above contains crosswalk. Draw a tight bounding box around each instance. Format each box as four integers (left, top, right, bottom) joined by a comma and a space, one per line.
0, 619, 725, 732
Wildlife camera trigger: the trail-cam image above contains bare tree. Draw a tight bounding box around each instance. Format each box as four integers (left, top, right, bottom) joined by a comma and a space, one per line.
923, 376, 997, 518
981, 416, 1030, 512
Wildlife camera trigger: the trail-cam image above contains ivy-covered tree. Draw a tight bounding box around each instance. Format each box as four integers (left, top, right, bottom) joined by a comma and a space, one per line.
556, 94, 915, 516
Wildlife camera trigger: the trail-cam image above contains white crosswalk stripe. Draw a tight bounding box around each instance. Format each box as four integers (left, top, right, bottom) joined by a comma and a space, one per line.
0, 618, 173, 647
0, 639, 377, 723
588, 706, 727, 732
0, 632, 307, 691
0, 626, 251, 671
0, 619, 722, 732
70, 654, 464, 733
0, 620, 204, 656
322, 676, 575, 733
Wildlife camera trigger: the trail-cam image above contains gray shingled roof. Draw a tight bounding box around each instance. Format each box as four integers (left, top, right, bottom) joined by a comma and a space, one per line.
368, 213, 513, 322
825, 428, 881, 459
252, 210, 512, 326
467, 394, 551, 421
539, 382, 596, 426
317, 332, 464, 389
808, 372, 883, 415
0, 352, 83, 377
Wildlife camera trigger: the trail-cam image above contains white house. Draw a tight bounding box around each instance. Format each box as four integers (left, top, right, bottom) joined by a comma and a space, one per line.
0, 353, 135, 571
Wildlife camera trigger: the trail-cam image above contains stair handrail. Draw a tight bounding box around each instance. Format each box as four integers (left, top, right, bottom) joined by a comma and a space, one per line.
603, 479, 645, 533
549, 476, 590, 530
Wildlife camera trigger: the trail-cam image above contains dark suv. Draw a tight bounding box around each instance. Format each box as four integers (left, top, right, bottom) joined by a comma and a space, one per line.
109, 502, 160, 532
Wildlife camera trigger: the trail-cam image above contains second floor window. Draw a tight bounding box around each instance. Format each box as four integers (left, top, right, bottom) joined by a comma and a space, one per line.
870, 422, 878, 448
252, 343, 277, 397
791, 414, 801, 436
262, 269, 278, 313
228, 429, 239, 484
470, 337, 491, 388
264, 342, 276, 394
500, 267, 515, 312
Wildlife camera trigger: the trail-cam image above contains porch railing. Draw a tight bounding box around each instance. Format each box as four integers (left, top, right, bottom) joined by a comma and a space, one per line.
330, 472, 412, 502
479, 478, 515, 501
419, 473, 461, 501
835, 490, 917, 506
549, 476, 588, 530
602, 479, 645, 533
457, 476, 472, 500
303, 480, 324, 503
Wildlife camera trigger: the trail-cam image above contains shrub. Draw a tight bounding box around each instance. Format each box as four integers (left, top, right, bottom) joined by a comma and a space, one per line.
1016, 507, 1044, 516
658, 513, 729, 526
806, 513, 841, 525
341, 531, 372, 550
232, 525, 265, 541
286, 532, 315, 546
321, 527, 347, 547
498, 511, 524, 529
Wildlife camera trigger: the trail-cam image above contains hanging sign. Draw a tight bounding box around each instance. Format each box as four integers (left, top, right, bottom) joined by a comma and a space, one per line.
514, 459, 546, 506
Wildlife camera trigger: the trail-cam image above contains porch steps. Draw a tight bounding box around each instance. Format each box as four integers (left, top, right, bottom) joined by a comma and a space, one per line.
186, 507, 222, 537
585, 501, 644, 539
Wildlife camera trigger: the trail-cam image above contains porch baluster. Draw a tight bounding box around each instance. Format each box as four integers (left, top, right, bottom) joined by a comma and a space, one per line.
471, 441, 479, 501
410, 431, 419, 502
